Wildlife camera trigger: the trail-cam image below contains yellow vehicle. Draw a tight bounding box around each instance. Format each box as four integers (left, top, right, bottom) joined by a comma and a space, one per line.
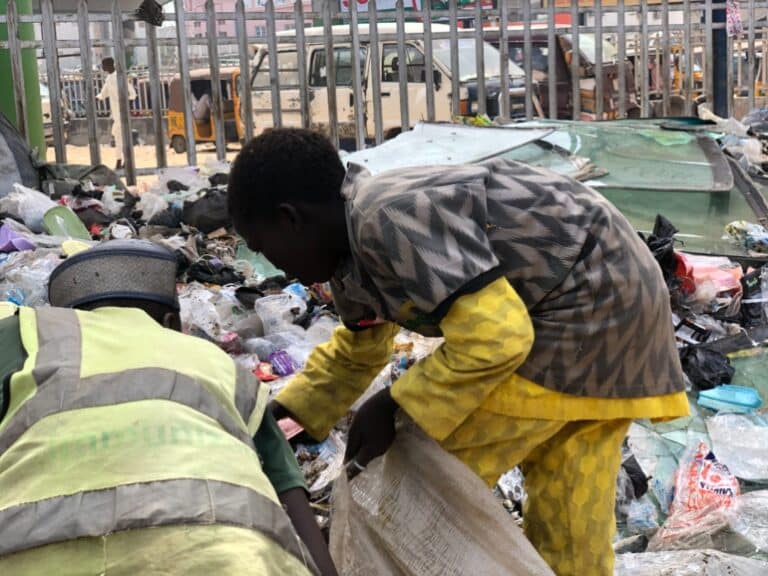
168, 67, 243, 154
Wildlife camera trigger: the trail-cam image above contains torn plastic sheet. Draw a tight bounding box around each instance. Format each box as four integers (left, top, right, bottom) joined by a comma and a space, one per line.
614, 549, 768, 575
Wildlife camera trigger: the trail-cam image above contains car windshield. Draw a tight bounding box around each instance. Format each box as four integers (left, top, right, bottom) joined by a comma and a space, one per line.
563, 33, 618, 64
502, 122, 764, 257
432, 38, 525, 81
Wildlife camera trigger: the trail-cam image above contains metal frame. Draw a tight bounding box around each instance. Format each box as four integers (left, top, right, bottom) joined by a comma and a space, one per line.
0, 1, 761, 180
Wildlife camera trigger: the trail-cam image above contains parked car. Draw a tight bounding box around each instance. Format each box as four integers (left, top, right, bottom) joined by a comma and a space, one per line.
249, 23, 535, 146
485, 28, 640, 120
343, 120, 768, 263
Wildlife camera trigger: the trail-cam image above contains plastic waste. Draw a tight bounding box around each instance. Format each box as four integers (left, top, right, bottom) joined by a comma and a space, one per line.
706, 413, 768, 481
0, 224, 35, 252
234, 244, 284, 282
647, 441, 739, 552
679, 347, 735, 391
136, 192, 168, 222
268, 350, 296, 377
0, 184, 57, 233
625, 496, 661, 536
253, 293, 307, 334
725, 220, 768, 253
296, 431, 346, 497
283, 281, 310, 301
243, 337, 279, 361
698, 385, 763, 413
329, 417, 556, 576
42, 206, 91, 240
0, 250, 61, 306
615, 549, 768, 576
497, 467, 527, 505
675, 253, 743, 315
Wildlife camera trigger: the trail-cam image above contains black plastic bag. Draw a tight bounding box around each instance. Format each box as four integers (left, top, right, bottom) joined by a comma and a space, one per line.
640, 214, 679, 286
181, 188, 230, 233
679, 347, 735, 391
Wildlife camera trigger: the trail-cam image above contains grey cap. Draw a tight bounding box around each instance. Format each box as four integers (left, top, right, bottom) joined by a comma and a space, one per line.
48, 240, 179, 310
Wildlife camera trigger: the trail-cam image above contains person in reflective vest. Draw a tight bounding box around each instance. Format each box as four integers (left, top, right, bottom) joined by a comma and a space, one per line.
0, 240, 337, 576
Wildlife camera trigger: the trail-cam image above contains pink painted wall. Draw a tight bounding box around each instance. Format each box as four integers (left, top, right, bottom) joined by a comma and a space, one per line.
184, 1, 313, 39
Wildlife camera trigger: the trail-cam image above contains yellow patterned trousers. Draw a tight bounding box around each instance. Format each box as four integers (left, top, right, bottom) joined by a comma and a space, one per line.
442, 409, 631, 576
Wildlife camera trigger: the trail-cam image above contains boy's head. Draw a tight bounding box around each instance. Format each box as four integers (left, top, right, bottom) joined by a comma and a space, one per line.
228, 128, 349, 284
101, 57, 115, 74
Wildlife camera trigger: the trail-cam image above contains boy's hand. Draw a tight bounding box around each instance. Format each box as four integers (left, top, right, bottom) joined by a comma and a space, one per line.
344, 388, 398, 479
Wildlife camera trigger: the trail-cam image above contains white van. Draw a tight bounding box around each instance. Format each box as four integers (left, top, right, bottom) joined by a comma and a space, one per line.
249, 23, 528, 143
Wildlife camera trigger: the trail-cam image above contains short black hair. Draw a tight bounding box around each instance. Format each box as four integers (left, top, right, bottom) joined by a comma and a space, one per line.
228, 128, 346, 232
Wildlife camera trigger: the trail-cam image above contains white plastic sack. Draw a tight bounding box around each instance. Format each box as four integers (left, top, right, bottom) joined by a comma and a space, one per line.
329, 418, 555, 576
615, 549, 768, 576
0, 184, 57, 233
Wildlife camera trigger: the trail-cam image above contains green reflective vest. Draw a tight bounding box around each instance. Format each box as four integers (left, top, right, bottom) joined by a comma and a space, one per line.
0, 306, 317, 575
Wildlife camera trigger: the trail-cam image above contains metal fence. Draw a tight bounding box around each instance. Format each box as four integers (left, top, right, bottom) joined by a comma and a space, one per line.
1, 0, 768, 186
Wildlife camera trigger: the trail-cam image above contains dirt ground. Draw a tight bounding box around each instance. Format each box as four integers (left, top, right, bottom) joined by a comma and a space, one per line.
46, 143, 242, 188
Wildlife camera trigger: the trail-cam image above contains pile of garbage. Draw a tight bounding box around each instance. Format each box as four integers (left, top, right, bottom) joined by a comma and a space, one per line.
5, 117, 768, 573
608, 213, 768, 572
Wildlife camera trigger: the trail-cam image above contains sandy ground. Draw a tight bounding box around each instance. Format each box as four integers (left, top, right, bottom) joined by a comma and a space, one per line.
46, 143, 242, 188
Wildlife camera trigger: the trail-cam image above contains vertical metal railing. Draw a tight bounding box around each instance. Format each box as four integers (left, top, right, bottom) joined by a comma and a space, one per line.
174, 0, 196, 167
265, 0, 282, 131
7, 0, 27, 142
41, 0, 67, 163
547, 0, 557, 119
523, 0, 533, 119
322, 0, 338, 148
499, 0, 510, 121
448, 0, 460, 117
595, 0, 604, 120
236, 0, 255, 143
349, 2, 365, 149
684, 0, 694, 115
294, 0, 311, 131
205, 0, 226, 161
77, 0, 100, 166
571, 0, 581, 120
111, 3, 136, 183
474, 2, 486, 117
395, 0, 410, 131
423, 0, 436, 123
368, 0, 384, 144
2, 0, 762, 180
146, 22, 166, 169
617, 0, 627, 119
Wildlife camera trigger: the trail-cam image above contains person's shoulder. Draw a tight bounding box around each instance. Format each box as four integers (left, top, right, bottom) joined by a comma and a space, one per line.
345, 162, 490, 220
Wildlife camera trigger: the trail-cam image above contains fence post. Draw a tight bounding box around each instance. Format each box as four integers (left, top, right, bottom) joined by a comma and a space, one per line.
712, 2, 727, 117
0, 0, 44, 154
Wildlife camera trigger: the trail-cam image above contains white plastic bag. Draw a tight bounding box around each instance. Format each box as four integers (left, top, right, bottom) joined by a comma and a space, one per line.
615, 549, 768, 576
136, 192, 168, 222
329, 418, 555, 576
0, 184, 57, 233
706, 414, 768, 482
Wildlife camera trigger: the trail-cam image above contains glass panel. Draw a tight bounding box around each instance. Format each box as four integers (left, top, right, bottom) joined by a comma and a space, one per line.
432, 38, 525, 81
502, 122, 762, 256
310, 47, 366, 87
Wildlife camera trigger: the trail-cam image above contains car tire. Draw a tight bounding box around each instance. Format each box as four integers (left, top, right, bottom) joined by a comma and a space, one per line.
171, 135, 187, 154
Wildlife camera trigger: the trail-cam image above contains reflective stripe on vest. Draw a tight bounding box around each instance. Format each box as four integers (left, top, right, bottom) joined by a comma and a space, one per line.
0, 307, 316, 574
0, 478, 311, 567
0, 368, 258, 456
